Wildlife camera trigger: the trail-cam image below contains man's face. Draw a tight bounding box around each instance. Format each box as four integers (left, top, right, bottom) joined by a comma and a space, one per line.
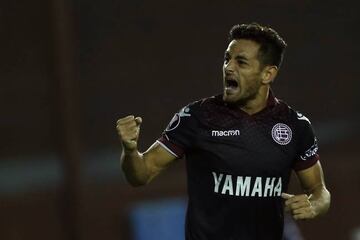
223, 39, 264, 105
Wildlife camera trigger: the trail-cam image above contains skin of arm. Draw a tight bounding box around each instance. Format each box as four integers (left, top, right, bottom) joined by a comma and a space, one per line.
117, 115, 177, 187
121, 142, 177, 186
282, 161, 331, 220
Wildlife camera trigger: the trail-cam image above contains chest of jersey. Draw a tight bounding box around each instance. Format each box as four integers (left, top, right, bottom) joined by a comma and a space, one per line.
193, 117, 297, 176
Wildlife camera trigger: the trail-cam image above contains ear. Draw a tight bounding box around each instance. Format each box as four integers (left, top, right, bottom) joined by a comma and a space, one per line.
261, 66, 278, 84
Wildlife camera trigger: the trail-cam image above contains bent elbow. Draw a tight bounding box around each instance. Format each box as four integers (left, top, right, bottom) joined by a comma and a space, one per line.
123, 174, 149, 187
325, 188, 331, 211
128, 179, 147, 187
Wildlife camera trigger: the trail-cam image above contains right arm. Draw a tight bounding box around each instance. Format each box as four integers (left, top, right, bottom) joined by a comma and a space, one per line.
117, 115, 177, 186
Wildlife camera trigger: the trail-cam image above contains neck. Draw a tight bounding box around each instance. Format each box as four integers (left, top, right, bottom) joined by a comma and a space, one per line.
240, 86, 270, 115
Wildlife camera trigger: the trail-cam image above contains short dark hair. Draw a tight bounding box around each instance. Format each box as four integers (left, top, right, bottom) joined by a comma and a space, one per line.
229, 23, 287, 68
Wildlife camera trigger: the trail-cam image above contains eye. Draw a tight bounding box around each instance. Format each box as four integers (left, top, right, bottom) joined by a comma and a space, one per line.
224, 56, 230, 63
237, 60, 246, 65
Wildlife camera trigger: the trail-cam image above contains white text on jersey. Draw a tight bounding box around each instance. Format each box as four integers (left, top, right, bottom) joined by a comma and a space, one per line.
212, 172, 282, 197
211, 130, 240, 137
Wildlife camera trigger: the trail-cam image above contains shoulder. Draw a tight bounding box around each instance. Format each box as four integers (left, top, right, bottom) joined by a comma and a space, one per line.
275, 98, 313, 127
180, 95, 221, 115
270, 98, 316, 143
170, 95, 225, 130
166, 96, 216, 129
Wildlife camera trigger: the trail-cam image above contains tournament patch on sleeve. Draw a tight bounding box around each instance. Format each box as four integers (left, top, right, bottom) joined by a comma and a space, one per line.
293, 112, 320, 171
157, 105, 197, 158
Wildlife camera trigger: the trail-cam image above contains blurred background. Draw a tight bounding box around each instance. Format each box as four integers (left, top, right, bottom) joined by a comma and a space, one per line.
1, 0, 359, 239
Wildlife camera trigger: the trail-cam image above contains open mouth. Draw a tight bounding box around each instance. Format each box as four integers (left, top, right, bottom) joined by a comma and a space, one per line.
225, 79, 239, 89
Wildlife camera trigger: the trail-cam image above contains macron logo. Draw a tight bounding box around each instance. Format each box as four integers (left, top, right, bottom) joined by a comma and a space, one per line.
211, 130, 240, 137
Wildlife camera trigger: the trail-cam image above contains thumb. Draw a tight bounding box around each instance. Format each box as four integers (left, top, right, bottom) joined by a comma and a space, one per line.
281, 193, 295, 200
135, 116, 142, 126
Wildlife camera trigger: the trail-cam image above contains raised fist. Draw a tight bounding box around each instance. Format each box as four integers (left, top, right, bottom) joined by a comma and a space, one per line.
116, 115, 142, 151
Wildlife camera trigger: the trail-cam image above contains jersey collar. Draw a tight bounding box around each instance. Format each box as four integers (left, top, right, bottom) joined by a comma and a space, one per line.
216, 89, 278, 118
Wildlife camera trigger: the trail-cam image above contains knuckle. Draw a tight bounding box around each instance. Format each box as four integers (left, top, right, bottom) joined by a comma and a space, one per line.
117, 128, 124, 136
118, 116, 135, 124
128, 126, 138, 133
119, 127, 128, 134
122, 122, 136, 129
128, 122, 136, 128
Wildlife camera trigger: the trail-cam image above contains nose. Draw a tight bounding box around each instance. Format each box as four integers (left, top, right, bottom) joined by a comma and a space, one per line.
224, 60, 235, 74
224, 69, 234, 76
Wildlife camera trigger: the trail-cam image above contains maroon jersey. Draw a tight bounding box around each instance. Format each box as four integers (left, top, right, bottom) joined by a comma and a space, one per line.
157, 92, 319, 240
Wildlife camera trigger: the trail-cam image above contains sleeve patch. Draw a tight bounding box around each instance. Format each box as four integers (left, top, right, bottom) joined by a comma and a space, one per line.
293, 154, 319, 171
300, 138, 319, 161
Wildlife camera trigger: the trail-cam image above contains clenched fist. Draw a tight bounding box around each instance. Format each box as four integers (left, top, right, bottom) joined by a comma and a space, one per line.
116, 115, 142, 151
282, 193, 316, 220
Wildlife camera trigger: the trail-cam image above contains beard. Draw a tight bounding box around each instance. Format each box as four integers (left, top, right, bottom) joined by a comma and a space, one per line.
226, 79, 262, 107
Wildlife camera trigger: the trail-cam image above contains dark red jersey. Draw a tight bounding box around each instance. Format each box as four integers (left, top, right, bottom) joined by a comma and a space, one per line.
158, 92, 319, 240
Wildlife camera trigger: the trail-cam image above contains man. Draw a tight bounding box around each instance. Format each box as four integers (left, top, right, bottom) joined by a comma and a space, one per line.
117, 23, 330, 239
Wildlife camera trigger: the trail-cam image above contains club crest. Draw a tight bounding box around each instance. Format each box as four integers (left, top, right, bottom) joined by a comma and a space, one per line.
271, 123, 292, 145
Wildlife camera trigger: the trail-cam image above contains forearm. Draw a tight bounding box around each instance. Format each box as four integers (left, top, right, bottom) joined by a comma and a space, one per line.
121, 148, 150, 186
308, 185, 331, 217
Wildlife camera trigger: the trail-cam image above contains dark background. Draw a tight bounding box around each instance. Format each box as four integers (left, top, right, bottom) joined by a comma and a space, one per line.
1, 0, 359, 239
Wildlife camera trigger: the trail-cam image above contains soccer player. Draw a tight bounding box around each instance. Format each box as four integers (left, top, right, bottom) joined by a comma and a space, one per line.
117, 23, 331, 239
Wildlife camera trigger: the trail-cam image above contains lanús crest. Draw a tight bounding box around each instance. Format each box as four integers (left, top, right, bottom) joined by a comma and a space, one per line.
271, 123, 292, 145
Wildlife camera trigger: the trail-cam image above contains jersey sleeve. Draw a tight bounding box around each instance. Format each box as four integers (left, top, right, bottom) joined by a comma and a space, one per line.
157, 104, 197, 158
293, 112, 320, 171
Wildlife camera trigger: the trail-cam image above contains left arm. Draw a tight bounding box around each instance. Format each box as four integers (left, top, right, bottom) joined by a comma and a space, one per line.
282, 161, 331, 220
